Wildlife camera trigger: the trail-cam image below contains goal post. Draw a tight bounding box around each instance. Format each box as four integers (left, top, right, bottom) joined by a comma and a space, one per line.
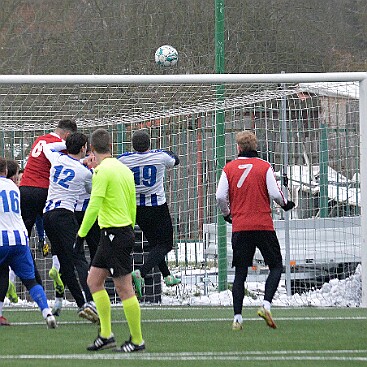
1, 72, 367, 307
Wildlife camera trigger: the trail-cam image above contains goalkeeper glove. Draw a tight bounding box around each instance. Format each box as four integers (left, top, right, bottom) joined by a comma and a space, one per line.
223, 214, 232, 223
281, 200, 295, 211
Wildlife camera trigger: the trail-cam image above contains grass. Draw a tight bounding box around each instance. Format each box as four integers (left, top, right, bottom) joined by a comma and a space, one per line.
1, 306, 367, 367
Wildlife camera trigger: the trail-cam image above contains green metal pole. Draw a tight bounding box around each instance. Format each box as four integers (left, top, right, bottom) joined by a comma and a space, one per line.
215, 0, 227, 291
319, 123, 329, 217
116, 123, 125, 155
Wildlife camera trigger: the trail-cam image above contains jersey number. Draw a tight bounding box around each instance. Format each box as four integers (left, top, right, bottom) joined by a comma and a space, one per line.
53, 165, 75, 188
31, 140, 47, 158
0, 190, 20, 213
236, 164, 253, 188
131, 165, 157, 187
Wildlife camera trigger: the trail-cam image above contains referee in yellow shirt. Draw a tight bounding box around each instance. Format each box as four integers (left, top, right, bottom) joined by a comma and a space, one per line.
78, 128, 144, 352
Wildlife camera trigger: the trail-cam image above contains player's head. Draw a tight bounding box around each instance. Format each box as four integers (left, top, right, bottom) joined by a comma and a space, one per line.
132, 130, 150, 152
0, 157, 7, 177
56, 119, 77, 140
66, 132, 88, 155
6, 159, 20, 184
90, 128, 111, 154
236, 131, 258, 153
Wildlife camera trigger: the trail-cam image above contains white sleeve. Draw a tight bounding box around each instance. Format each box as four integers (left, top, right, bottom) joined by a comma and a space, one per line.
266, 167, 286, 207
163, 151, 177, 168
42, 142, 65, 164
83, 169, 93, 194
216, 170, 230, 216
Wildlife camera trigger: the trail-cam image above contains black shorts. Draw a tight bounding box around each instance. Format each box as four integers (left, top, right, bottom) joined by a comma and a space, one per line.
92, 226, 135, 277
136, 203, 173, 248
231, 230, 283, 269
19, 186, 48, 237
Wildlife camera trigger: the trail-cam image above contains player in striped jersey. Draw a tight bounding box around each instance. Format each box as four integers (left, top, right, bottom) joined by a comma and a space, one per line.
52, 152, 100, 317
118, 129, 181, 298
42, 133, 99, 323
0, 157, 56, 328
216, 131, 295, 331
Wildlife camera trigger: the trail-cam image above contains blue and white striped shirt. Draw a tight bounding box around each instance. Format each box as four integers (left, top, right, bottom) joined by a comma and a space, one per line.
0, 177, 28, 247
118, 149, 178, 207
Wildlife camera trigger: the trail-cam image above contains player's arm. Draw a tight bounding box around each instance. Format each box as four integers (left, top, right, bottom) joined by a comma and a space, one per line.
78, 167, 106, 236
266, 167, 295, 211
78, 194, 103, 237
42, 142, 67, 162
216, 170, 231, 217
163, 150, 180, 166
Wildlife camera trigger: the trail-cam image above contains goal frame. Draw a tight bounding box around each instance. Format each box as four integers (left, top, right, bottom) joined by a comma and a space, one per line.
2, 71, 367, 306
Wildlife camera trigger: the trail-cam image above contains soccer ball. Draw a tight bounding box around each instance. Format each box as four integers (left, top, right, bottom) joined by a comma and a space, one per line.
155, 45, 178, 67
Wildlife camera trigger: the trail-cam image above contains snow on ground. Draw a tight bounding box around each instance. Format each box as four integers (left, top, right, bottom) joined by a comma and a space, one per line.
5, 266, 362, 309
160, 264, 362, 307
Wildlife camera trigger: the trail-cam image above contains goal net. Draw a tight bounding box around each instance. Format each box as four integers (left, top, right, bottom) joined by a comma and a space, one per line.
1, 73, 366, 307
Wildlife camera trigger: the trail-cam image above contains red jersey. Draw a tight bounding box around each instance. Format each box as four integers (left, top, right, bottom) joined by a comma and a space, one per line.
218, 157, 285, 232
20, 132, 62, 189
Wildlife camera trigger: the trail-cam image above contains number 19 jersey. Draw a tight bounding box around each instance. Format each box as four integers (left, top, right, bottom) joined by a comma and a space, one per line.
118, 150, 176, 207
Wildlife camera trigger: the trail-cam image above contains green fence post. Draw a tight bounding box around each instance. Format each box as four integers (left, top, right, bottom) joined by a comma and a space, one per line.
215, 0, 227, 291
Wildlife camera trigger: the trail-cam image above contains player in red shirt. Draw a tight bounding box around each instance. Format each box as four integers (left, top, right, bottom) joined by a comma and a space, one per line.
216, 130, 295, 331
19, 119, 77, 284
20, 119, 77, 234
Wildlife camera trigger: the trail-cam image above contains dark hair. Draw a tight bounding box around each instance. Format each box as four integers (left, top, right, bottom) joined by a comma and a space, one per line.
6, 159, 19, 179
57, 119, 77, 133
0, 157, 7, 175
132, 130, 150, 152
66, 132, 88, 154
91, 128, 111, 154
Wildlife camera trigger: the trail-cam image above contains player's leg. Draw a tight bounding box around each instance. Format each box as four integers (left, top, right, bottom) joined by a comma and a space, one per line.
73, 243, 93, 302
10, 246, 56, 328
0, 262, 10, 326
86, 266, 115, 351
231, 231, 256, 330
43, 210, 87, 309
6, 268, 18, 303
257, 231, 283, 329
86, 228, 117, 351
75, 210, 100, 265
20, 186, 47, 286
136, 204, 180, 286
114, 274, 145, 353
48, 255, 64, 316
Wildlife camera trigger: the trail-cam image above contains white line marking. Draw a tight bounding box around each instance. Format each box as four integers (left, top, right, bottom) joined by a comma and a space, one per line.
7, 315, 367, 326
0, 351, 367, 361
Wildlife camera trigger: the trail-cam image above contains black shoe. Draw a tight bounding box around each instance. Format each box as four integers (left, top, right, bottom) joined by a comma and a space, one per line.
87, 334, 116, 351
78, 302, 100, 324
118, 337, 145, 353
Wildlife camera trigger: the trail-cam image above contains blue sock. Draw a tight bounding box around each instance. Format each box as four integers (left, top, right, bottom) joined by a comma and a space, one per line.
29, 284, 49, 311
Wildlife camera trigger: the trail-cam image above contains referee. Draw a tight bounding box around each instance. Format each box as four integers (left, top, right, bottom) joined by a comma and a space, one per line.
78, 128, 144, 353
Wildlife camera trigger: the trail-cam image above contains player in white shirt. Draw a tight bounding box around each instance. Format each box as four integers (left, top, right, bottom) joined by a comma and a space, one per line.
118, 129, 181, 297
0, 157, 56, 328
52, 152, 100, 317
42, 133, 98, 323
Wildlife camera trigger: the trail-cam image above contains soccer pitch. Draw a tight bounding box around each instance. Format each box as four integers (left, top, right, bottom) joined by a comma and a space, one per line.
0, 306, 366, 367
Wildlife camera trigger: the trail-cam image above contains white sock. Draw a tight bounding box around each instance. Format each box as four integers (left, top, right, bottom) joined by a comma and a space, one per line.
54, 297, 63, 305
52, 255, 60, 271
233, 314, 243, 323
42, 308, 53, 319
9, 268, 16, 283
263, 300, 271, 311
0, 301, 3, 317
